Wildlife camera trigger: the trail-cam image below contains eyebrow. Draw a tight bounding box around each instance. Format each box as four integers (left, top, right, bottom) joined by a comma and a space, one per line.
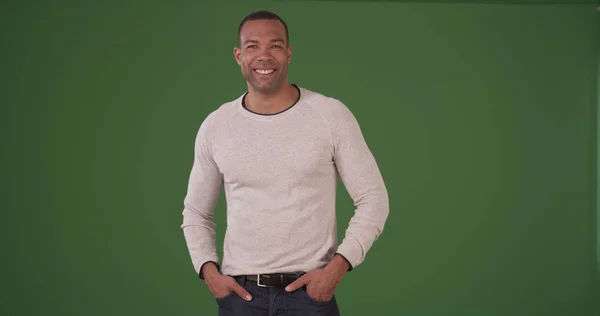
243, 38, 285, 45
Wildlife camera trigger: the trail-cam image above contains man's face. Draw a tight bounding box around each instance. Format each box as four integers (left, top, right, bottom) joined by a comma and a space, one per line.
234, 19, 292, 94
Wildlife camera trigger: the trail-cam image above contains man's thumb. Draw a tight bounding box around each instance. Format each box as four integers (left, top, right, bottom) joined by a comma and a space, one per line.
285, 274, 308, 292
233, 283, 252, 301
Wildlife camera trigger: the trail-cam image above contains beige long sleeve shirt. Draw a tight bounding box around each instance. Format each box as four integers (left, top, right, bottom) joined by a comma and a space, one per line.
181, 85, 389, 277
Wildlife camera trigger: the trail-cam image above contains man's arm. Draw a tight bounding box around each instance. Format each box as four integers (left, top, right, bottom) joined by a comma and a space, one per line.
284, 104, 388, 299
329, 99, 390, 271
181, 118, 223, 279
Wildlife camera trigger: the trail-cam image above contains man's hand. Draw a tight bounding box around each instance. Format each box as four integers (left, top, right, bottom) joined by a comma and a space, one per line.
202, 263, 252, 301
284, 254, 350, 302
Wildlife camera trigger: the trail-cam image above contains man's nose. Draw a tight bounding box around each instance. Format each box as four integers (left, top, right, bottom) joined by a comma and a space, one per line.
257, 49, 273, 62
257, 56, 272, 63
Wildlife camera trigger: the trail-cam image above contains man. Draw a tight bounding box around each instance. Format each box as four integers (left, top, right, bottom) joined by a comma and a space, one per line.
181, 10, 389, 316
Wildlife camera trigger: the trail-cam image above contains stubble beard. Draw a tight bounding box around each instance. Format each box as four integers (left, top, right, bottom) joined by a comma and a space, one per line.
247, 69, 285, 94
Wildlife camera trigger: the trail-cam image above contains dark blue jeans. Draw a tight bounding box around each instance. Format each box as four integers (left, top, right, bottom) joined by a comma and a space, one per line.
215, 275, 341, 316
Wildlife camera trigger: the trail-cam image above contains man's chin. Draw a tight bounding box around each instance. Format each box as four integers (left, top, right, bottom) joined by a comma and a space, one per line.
249, 80, 283, 93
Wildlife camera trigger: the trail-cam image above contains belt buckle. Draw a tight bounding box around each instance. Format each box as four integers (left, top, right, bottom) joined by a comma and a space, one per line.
256, 274, 270, 288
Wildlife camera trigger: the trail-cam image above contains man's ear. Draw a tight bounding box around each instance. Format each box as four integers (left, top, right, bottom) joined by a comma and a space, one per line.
287, 45, 292, 64
233, 47, 242, 65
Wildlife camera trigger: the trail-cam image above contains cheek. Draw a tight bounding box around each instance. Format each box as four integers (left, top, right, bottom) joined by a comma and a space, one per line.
241, 60, 253, 76
242, 56, 254, 68
239, 58, 250, 70
279, 58, 289, 67
276, 53, 289, 65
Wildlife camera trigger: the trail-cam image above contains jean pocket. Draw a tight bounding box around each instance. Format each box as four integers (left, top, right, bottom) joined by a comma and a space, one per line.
215, 290, 236, 302
301, 287, 333, 305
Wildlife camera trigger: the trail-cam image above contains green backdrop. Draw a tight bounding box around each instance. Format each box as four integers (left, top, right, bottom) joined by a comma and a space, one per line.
1, 0, 598, 315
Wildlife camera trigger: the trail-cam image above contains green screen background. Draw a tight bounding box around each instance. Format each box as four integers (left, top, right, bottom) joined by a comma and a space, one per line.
1, 0, 598, 315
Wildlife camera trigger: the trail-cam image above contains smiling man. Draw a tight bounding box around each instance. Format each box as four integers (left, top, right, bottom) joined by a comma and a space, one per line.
181, 10, 389, 316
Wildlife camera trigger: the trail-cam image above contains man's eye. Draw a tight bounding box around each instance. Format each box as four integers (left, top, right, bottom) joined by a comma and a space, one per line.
273, 45, 282, 49
247, 45, 257, 49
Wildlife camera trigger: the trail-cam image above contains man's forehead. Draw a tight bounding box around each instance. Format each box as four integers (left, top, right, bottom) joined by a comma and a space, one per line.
240, 20, 286, 37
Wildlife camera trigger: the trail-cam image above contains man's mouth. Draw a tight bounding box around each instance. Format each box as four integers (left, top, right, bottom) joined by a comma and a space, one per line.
253, 69, 276, 75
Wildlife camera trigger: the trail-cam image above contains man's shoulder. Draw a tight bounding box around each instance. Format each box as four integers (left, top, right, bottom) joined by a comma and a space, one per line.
195, 93, 243, 139
201, 94, 243, 125
301, 87, 354, 120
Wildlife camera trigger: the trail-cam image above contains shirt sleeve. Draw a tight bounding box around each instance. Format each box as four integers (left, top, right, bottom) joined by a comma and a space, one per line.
329, 99, 390, 270
181, 116, 223, 278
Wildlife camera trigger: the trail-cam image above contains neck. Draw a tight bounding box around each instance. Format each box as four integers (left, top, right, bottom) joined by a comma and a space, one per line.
245, 83, 298, 115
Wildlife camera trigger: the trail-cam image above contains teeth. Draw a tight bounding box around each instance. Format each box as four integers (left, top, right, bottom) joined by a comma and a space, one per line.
255, 69, 274, 74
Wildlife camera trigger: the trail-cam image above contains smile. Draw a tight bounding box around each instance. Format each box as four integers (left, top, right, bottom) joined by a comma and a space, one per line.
254, 69, 276, 75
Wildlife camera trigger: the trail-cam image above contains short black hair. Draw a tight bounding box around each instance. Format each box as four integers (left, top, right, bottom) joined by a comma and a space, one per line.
238, 10, 289, 45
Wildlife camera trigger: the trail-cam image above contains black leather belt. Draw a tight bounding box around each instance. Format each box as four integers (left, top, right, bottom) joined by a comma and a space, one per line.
244, 273, 303, 288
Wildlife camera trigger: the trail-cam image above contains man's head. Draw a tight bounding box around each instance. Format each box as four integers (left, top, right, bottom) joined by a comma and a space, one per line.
234, 10, 292, 94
